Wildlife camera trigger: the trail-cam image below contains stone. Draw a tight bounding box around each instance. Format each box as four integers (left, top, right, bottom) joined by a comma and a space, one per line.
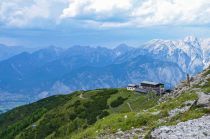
206, 74, 210, 79
184, 100, 196, 106
168, 106, 191, 118
196, 92, 210, 108
100, 127, 145, 139
151, 116, 210, 139
151, 111, 160, 115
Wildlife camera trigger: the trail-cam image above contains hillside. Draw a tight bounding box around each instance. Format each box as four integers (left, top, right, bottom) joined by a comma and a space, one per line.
0, 89, 159, 139
0, 36, 209, 113
0, 66, 210, 139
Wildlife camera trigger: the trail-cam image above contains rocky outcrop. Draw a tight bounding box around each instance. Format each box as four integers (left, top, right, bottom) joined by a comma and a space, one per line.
160, 67, 210, 103
168, 100, 196, 118
99, 127, 146, 139
196, 92, 210, 108
151, 115, 210, 139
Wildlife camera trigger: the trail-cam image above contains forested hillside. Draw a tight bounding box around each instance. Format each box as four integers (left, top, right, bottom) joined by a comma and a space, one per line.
0, 88, 159, 139
0, 66, 210, 139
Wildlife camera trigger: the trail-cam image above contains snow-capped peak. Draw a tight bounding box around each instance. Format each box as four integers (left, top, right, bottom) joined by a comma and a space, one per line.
141, 36, 209, 74
184, 36, 198, 43
114, 44, 133, 56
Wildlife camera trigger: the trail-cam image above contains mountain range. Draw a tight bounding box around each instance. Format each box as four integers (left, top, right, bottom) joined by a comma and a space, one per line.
0, 44, 37, 61
0, 36, 209, 112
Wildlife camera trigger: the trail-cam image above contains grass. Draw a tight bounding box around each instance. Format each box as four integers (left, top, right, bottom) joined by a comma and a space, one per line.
108, 91, 159, 113
161, 105, 209, 127
1, 67, 210, 139
71, 91, 203, 139
203, 68, 210, 76
152, 91, 197, 111
0, 88, 160, 139
71, 112, 160, 139
1, 86, 210, 139
202, 78, 210, 93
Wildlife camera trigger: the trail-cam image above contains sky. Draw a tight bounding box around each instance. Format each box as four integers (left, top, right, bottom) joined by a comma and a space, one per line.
0, 0, 210, 48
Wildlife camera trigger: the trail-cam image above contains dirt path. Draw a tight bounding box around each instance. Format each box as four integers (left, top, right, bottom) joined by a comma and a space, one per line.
79, 93, 85, 99
127, 102, 133, 112
79, 93, 83, 99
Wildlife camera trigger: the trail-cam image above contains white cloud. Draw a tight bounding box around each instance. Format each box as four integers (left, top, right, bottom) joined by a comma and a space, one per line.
61, 0, 210, 27
0, 0, 210, 28
61, 0, 132, 18
0, 0, 48, 27
0, 37, 19, 46
0, 0, 67, 27
131, 0, 210, 26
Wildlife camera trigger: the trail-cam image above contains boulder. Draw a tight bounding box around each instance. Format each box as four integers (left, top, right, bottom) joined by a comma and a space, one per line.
168, 106, 191, 118
196, 92, 210, 108
168, 100, 196, 118
151, 116, 210, 139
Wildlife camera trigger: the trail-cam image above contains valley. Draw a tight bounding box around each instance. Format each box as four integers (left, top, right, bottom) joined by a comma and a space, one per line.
0, 36, 209, 112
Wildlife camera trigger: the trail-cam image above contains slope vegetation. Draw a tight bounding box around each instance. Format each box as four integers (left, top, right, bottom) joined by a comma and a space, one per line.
0, 89, 159, 139
0, 67, 209, 139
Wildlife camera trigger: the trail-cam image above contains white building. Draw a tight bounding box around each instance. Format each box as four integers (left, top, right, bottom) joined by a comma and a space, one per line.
127, 84, 138, 91
127, 81, 165, 94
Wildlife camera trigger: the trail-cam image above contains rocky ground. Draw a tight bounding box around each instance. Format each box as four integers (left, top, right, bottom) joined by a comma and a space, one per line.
197, 92, 210, 108
151, 69, 210, 139
168, 100, 196, 118
160, 66, 210, 101
99, 127, 145, 139
151, 115, 210, 139
150, 68, 210, 139
100, 67, 210, 139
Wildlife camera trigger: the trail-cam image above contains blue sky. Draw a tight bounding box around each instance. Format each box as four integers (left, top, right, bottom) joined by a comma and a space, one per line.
0, 0, 210, 48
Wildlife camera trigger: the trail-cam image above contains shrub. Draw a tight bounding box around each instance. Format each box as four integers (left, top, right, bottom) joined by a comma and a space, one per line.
110, 97, 127, 108
98, 111, 109, 119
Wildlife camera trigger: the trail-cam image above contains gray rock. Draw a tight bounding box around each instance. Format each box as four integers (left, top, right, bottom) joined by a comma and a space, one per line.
196, 92, 210, 108
184, 100, 196, 106
168, 106, 191, 118
151, 111, 160, 115
99, 127, 145, 139
205, 74, 210, 79
168, 100, 195, 118
151, 115, 210, 139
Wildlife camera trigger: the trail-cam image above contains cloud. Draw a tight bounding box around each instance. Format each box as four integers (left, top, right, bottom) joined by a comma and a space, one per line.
0, 0, 67, 27
0, 37, 19, 46
131, 0, 210, 26
60, 0, 132, 19
61, 0, 210, 27
0, 0, 210, 28
0, 0, 48, 27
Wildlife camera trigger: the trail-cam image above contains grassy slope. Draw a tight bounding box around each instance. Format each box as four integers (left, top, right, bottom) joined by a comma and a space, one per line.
72, 91, 210, 139
0, 88, 160, 139
0, 95, 71, 139
0, 67, 209, 139
202, 72, 210, 93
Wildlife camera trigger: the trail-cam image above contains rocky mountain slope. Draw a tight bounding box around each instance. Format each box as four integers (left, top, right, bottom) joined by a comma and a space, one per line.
0, 44, 36, 61
0, 66, 209, 139
142, 36, 209, 74
150, 66, 210, 139
0, 36, 209, 112
151, 115, 210, 139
